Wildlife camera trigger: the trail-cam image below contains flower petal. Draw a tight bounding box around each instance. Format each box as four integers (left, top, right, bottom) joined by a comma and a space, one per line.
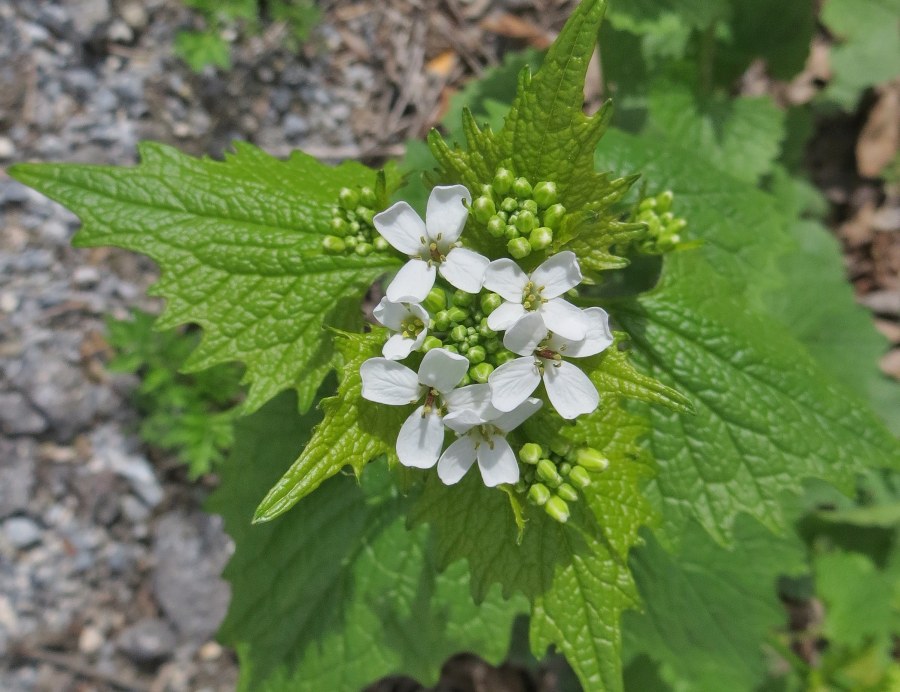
386, 259, 437, 304
373, 297, 405, 330
488, 357, 541, 412
382, 333, 417, 360
543, 360, 599, 419
539, 297, 588, 341
426, 185, 471, 244
530, 250, 582, 299
396, 406, 445, 469
418, 348, 469, 393
437, 436, 477, 485
476, 435, 520, 487
493, 397, 543, 433
502, 311, 547, 356
444, 384, 497, 432
359, 358, 424, 405
439, 247, 489, 294
483, 259, 528, 302
555, 307, 614, 358
373, 202, 426, 255
486, 301, 526, 332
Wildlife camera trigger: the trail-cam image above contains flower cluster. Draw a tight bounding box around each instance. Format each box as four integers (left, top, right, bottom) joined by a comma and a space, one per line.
634, 190, 687, 255
321, 185, 388, 256
358, 183, 614, 491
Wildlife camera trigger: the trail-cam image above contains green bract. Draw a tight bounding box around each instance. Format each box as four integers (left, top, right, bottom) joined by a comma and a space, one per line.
10, 0, 900, 690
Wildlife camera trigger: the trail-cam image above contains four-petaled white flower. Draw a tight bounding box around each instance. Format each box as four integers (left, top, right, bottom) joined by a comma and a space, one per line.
483, 251, 588, 341
360, 348, 495, 470
374, 185, 490, 304
373, 298, 429, 360
437, 397, 543, 487
488, 307, 614, 419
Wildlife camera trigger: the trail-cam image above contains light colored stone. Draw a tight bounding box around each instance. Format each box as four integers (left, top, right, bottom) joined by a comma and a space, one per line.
3, 516, 42, 549
78, 625, 104, 655
0, 136, 15, 160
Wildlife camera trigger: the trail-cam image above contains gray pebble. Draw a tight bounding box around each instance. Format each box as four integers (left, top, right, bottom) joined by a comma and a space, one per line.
116, 618, 176, 664
3, 516, 42, 549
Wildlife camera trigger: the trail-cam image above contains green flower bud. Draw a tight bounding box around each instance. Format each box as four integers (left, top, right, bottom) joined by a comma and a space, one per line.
494, 349, 517, 366
421, 335, 444, 352
513, 177, 532, 199
559, 462, 572, 476
467, 345, 486, 364
458, 343, 470, 355
521, 199, 538, 214
458, 373, 472, 386
537, 459, 562, 486
533, 181, 558, 208
479, 184, 494, 197
433, 310, 451, 331
638, 197, 656, 212
545, 496, 570, 523
472, 310, 484, 322
487, 216, 506, 238
496, 210, 509, 222
349, 220, 361, 234
505, 225, 520, 240
344, 236, 358, 249
466, 334, 480, 346
480, 292, 503, 316
508, 237, 532, 259
447, 306, 468, 324
529, 226, 553, 251
466, 326, 476, 335
484, 337, 501, 354
542, 203, 566, 230
500, 197, 518, 214
493, 167, 515, 195
575, 447, 609, 472
373, 237, 389, 252
469, 362, 494, 383
557, 482, 579, 502
568, 466, 592, 489
339, 187, 359, 210
443, 344, 460, 355
355, 206, 375, 225
329, 217, 349, 236
359, 186, 377, 208
528, 483, 551, 506
477, 323, 494, 340
657, 190, 674, 213
472, 196, 496, 224
355, 242, 373, 256
450, 325, 468, 342
452, 290, 475, 308
322, 235, 346, 253
515, 210, 537, 233
519, 443, 543, 465
422, 287, 447, 314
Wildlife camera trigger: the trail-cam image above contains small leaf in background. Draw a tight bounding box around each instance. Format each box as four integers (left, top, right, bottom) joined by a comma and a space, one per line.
210, 393, 526, 691
174, 30, 231, 72
11, 144, 402, 415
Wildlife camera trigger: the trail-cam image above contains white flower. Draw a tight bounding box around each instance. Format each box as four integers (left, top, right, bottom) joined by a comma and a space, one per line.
437, 397, 543, 487
373, 297, 429, 360
374, 185, 490, 304
360, 348, 495, 469
482, 250, 587, 341
488, 307, 613, 419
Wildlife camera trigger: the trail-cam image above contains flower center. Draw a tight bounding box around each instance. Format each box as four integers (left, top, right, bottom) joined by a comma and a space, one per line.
521, 281, 545, 311
400, 316, 425, 339
472, 424, 499, 450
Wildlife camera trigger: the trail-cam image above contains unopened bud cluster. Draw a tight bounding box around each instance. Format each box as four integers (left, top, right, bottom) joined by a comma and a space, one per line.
634, 190, 687, 254
421, 287, 517, 384
470, 168, 566, 260
515, 442, 610, 523
322, 186, 388, 256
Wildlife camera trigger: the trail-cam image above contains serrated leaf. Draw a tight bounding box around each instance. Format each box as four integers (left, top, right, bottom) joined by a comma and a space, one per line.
253, 329, 406, 522
820, 0, 900, 109
615, 256, 899, 545
10, 143, 401, 415
623, 515, 806, 691
413, 392, 656, 692
210, 393, 526, 691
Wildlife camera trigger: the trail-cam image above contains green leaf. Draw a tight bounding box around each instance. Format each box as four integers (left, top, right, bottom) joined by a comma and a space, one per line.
820, 0, 900, 108
414, 391, 656, 692
253, 329, 407, 522
615, 255, 899, 545
174, 30, 231, 72
210, 393, 527, 691
10, 143, 401, 415
623, 515, 806, 691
